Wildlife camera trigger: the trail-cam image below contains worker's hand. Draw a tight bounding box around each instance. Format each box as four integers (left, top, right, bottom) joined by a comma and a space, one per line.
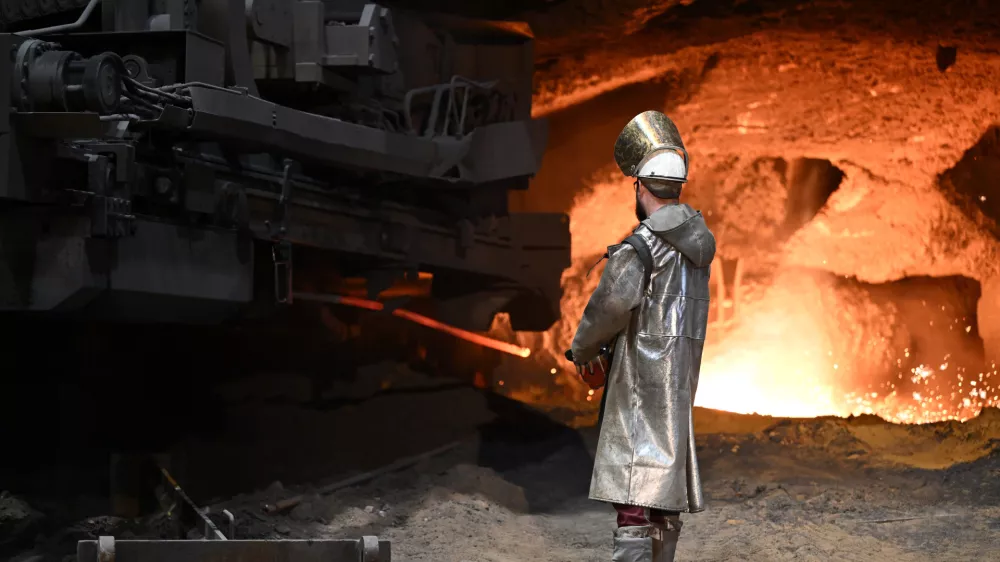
565, 349, 608, 390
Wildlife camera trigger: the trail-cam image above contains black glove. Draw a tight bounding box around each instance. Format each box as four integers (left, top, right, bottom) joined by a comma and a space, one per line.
564, 348, 608, 390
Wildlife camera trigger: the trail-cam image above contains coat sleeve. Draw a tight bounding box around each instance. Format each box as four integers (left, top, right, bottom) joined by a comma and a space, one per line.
570, 243, 645, 362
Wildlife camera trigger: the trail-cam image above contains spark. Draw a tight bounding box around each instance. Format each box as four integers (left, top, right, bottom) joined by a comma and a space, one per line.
530, 171, 999, 423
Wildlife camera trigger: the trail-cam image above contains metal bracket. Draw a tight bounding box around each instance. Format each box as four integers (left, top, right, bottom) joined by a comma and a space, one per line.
246, 0, 292, 47
201, 507, 228, 541
322, 4, 398, 73
265, 159, 298, 305
272, 240, 293, 304
222, 509, 235, 540
213, 181, 249, 229
265, 159, 298, 239
56, 144, 137, 238
54, 141, 137, 185
91, 195, 137, 238
202, 507, 235, 539
81, 141, 137, 184
88, 153, 135, 238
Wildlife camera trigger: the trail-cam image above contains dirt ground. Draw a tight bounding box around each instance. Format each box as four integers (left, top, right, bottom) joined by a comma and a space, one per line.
5, 363, 999, 562
215, 404, 1000, 561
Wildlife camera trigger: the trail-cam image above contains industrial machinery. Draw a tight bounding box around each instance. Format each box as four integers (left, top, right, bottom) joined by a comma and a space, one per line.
0, 0, 570, 332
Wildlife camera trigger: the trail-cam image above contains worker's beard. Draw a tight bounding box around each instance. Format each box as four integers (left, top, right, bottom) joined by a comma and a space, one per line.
635, 193, 647, 222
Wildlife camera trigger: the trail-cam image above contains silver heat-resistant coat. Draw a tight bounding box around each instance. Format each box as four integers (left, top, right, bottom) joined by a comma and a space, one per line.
571, 203, 715, 512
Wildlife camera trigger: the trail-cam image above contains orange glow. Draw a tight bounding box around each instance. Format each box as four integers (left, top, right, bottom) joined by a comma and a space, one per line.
473, 372, 488, 389
694, 271, 996, 423
331, 274, 433, 299
519, 14, 1000, 425
524, 172, 998, 424
394, 307, 531, 358
295, 292, 531, 358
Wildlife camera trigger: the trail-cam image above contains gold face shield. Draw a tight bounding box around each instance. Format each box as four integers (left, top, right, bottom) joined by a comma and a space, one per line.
613, 111, 689, 182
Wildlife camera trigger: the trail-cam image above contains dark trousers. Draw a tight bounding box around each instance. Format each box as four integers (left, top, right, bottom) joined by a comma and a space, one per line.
614, 503, 680, 527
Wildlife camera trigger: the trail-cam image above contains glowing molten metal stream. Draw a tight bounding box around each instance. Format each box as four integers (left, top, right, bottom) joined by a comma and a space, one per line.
296, 292, 531, 358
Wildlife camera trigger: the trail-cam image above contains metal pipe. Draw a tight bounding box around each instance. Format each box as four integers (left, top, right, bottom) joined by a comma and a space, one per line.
294, 292, 531, 358
16, 0, 100, 37
160, 468, 227, 540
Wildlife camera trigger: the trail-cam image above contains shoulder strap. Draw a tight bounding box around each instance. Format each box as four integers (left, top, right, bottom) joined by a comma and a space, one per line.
622, 233, 653, 291
585, 233, 655, 292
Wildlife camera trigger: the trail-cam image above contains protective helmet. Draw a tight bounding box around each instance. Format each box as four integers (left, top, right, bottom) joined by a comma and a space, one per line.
613, 110, 689, 195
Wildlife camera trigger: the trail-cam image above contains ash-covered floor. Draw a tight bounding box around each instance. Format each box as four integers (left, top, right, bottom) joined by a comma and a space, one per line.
4, 362, 998, 562
216, 408, 1000, 562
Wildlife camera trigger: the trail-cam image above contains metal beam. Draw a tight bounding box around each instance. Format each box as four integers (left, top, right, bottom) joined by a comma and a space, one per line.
183, 87, 546, 183
243, 192, 570, 285
77, 537, 390, 562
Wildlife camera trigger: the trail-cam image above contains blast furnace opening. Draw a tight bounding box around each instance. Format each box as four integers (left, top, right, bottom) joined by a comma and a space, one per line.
938, 125, 1000, 236
784, 158, 845, 235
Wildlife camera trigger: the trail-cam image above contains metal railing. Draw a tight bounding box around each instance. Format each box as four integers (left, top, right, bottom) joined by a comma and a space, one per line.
403, 75, 513, 138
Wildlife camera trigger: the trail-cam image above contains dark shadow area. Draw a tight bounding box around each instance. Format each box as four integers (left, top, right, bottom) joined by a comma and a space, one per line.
936, 44, 958, 72
0, 321, 228, 493
475, 392, 594, 512
843, 274, 985, 408
0, 311, 590, 519
0, 305, 510, 501
939, 446, 1000, 507
1, 357, 597, 558
303, 381, 469, 409
862, 274, 984, 365
938, 125, 1000, 237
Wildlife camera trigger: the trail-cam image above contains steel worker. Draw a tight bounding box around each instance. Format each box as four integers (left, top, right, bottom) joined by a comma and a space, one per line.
566, 110, 716, 562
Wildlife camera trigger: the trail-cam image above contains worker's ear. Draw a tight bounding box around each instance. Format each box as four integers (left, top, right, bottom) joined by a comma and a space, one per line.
634, 178, 646, 197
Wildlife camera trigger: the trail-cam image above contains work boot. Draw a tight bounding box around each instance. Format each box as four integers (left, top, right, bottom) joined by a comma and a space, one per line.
611, 525, 654, 562
650, 516, 682, 562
